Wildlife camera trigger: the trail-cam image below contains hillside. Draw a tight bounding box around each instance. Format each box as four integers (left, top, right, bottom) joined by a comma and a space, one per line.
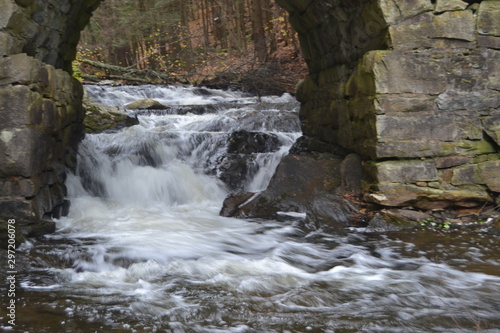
75, 0, 308, 95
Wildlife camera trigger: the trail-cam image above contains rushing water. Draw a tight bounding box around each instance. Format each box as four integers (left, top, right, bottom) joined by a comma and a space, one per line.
2, 85, 500, 332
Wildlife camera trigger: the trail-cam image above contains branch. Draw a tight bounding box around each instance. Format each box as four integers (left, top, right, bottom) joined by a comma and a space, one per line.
78, 58, 189, 84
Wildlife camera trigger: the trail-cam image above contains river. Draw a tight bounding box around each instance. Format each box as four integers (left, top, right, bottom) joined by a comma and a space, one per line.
2, 85, 500, 332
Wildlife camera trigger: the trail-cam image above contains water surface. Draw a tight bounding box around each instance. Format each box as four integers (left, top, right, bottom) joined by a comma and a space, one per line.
2, 85, 499, 332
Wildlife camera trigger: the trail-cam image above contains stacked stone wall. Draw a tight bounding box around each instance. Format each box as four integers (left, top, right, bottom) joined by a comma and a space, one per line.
0, 54, 84, 223
287, 0, 500, 209
0, 0, 99, 228
1, 0, 100, 71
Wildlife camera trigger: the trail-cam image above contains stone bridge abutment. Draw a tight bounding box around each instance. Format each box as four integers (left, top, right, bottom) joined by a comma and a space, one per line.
1, 0, 499, 228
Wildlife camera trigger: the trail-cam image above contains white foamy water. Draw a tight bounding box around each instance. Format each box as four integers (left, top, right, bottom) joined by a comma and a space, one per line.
14, 85, 500, 333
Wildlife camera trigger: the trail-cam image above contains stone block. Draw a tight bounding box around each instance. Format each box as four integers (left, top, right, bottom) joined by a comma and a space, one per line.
446, 51, 490, 91
451, 164, 480, 185
0, 85, 43, 129
0, 0, 16, 29
478, 36, 500, 49
368, 159, 438, 183
0, 53, 46, 86
376, 113, 484, 143
344, 65, 376, 96
431, 114, 483, 141
375, 139, 441, 158
374, 94, 435, 114
0, 127, 51, 177
389, 11, 476, 49
7, 9, 37, 40
0, 198, 36, 221
439, 140, 497, 156
431, 10, 476, 42
378, 0, 433, 25
41, 99, 57, 133
366, 183, 490, 209
482, 114, 500, 146
478, 160, 500, 192
0, 177, 41, 197
375, 138, 497, 159
368, 50, 448, 94
435, 0, 468, 13
0, 31, 22, 56
478, 1, 500, 36
31, 185, 52, 217
435, 155, 471, 169
347, 96, 376, 120
485, 50, 500, 91
436, 91, 500, 111
376, 114, 432, 140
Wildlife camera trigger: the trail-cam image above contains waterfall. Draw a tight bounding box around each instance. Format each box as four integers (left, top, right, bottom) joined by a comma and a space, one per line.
14, 85, 500, 333
83, 84, 301, 194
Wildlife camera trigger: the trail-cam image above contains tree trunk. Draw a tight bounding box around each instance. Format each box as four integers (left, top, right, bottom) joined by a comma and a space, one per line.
263, 0, 277, 55
251, 0, 267, 63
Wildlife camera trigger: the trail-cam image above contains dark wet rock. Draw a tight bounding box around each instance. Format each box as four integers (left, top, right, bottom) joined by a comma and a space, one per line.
391, 262, 421, 271
290, 136, 351, 156
23, 220, 56, 238
490, 217, 500, 235
217, 130, 282, 191
383, 209, 433, 224
220, 192, 260, 218
249, 152, 345, 218
220, 139, 373, 231
221, 150, 348, 219
305, 194, 366, 230
340, 153, 364, 194
218, 155, 250, 191
192, 88, 214, 96
228, 130, 281, 154
365, 211, 418, 233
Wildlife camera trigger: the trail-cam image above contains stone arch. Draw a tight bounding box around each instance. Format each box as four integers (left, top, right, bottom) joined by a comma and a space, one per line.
1, 0, 500, 226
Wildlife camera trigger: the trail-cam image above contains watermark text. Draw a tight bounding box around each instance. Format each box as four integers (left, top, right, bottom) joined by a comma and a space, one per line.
5, 219, 17, 327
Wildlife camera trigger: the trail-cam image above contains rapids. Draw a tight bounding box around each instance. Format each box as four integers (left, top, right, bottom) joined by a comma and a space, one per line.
2, 85, 500, 332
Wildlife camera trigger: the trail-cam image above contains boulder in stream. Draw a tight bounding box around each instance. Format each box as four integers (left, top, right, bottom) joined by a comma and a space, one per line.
218, 130, 282, 191
84, 100, 139, 133
124, 98, 168, 110
221, 138, 370, 231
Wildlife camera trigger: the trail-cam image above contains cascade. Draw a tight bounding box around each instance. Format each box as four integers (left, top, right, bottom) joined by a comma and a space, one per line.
11, 85, 500, 333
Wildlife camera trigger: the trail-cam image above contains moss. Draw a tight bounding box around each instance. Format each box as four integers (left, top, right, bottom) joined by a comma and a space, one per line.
441, 140, 496, 155
83, 100, 131, 133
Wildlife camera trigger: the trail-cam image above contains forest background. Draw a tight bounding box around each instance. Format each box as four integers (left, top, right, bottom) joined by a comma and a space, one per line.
75, 0, 307, 95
